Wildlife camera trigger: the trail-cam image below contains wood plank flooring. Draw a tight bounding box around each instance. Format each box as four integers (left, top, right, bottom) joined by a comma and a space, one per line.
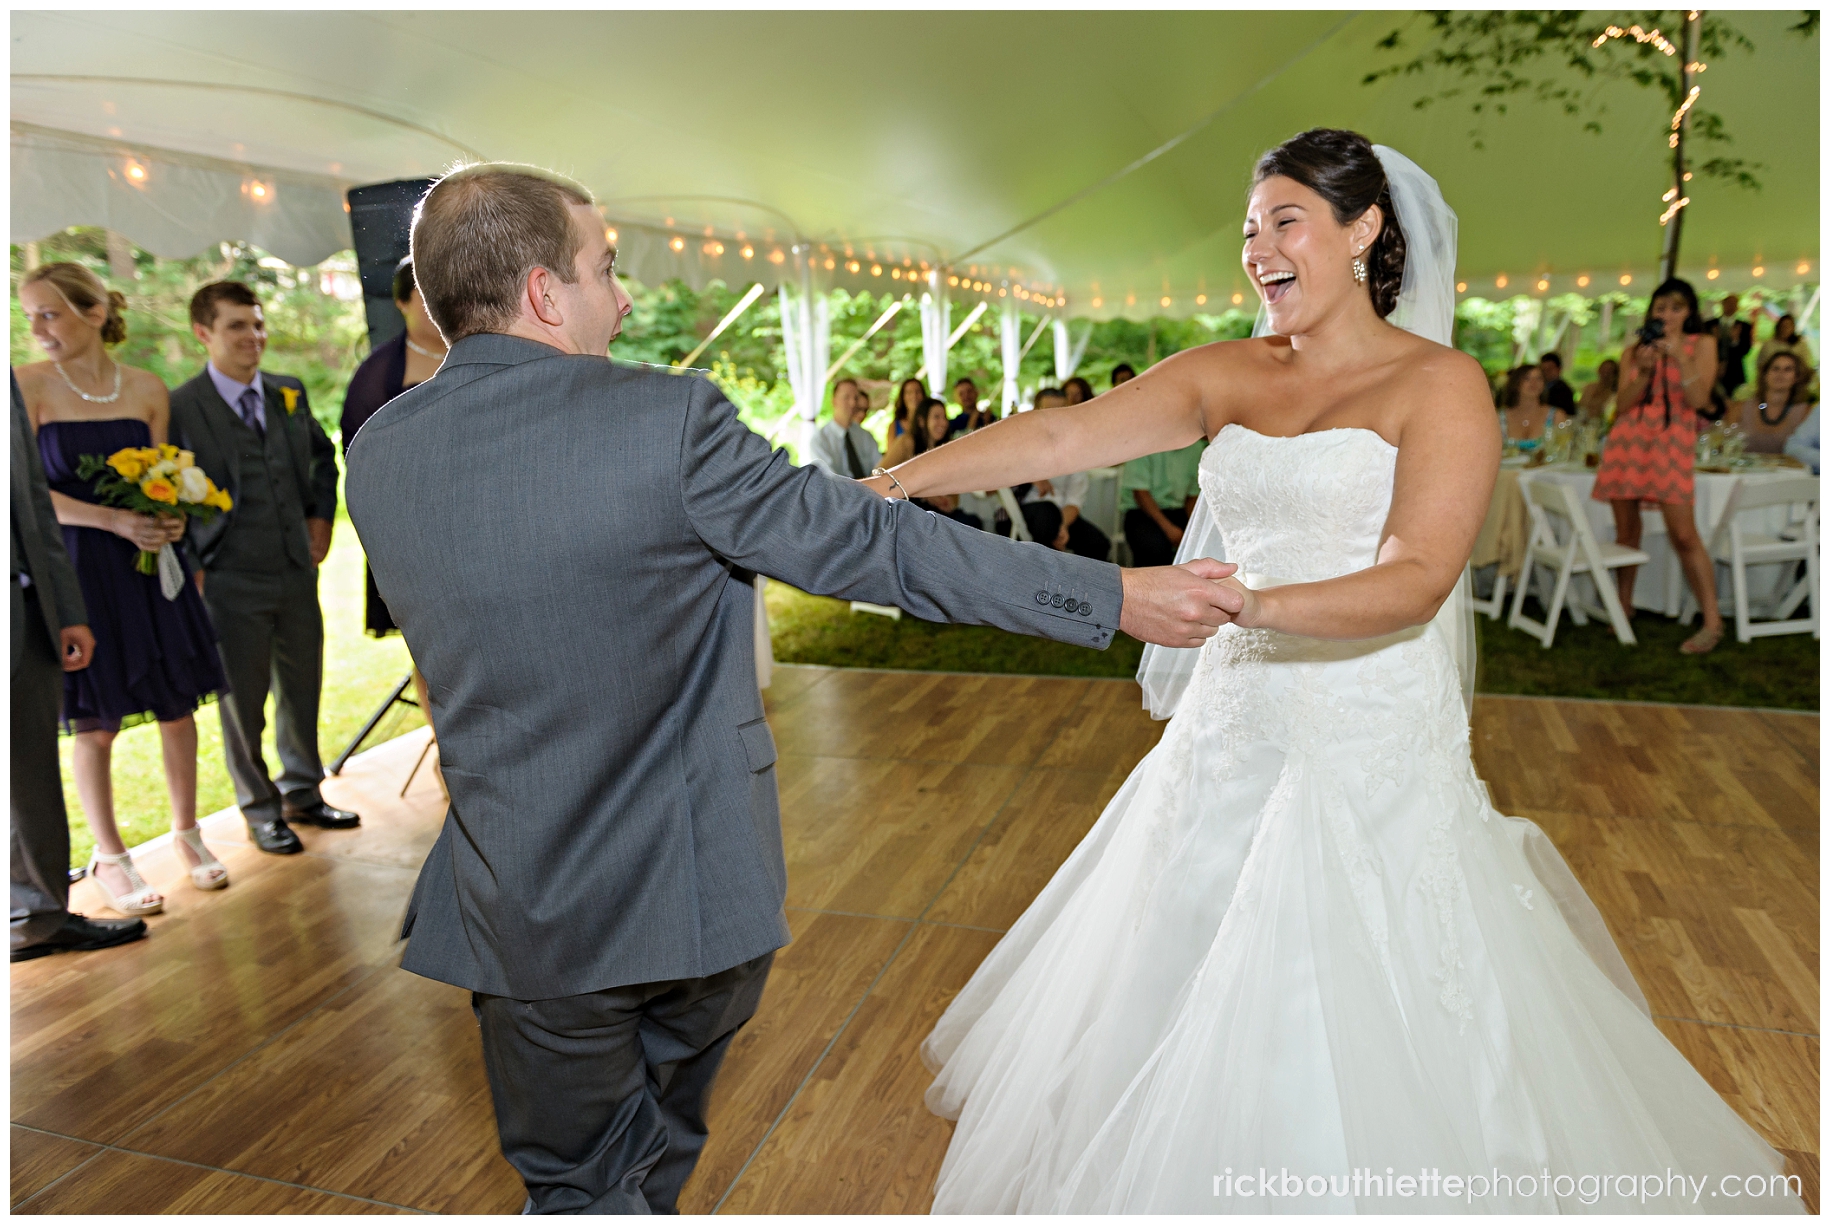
11, 669, 1818, 1213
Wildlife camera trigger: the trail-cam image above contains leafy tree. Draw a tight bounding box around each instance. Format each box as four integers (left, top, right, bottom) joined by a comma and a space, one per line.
1365, 10, 1816, 277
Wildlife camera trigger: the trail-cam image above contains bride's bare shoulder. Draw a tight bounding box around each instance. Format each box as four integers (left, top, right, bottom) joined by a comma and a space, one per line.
1167, 334, 1290, 375
1391, 334, 1492, 415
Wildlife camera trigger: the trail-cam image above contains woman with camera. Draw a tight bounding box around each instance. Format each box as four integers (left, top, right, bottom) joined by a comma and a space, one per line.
1590, 278, 1723, 653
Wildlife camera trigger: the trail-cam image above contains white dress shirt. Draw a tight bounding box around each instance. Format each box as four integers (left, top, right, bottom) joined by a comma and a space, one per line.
806, 420, 883, 479
1021, 470, 1089, 512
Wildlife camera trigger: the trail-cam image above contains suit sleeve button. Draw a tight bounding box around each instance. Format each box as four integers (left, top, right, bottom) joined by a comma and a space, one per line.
1079, 605, 1091, 616
1062, 598, 1078, 614
1051, 594, 1065, 608
1035, 591, 1049, 605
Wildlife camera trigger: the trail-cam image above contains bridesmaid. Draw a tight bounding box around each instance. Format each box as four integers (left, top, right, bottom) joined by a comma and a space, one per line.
16, 261, 231, 914
340, 258, 445, 728
1590, 277, 1723, 653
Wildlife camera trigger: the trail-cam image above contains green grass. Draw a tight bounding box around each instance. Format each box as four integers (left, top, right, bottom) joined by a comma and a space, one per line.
61, 511, 425, 867
1475, 602, 1819, 710
768, 583, 1819, 711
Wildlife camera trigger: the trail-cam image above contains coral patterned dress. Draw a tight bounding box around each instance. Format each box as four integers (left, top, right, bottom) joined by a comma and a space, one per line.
1591, 335, 1699, 505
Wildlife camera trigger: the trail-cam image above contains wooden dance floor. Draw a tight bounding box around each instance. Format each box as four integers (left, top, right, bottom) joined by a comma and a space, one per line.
11, 667, 1820, 1213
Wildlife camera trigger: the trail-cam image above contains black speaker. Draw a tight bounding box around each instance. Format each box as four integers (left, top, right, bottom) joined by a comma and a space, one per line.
346, 178, 436, 349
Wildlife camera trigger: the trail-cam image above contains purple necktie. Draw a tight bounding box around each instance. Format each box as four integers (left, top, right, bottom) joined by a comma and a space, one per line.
237, 387, 264, 437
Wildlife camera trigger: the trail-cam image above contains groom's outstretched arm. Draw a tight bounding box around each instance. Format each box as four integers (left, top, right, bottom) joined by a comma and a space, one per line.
678, 378, 1237, 649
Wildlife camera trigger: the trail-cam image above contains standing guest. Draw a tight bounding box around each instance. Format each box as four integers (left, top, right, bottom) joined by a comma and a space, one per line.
1590, 277, 1723, 654
1119, 433, 1205, 568
1755, 313, 1815, 376
1731, 352, 1814, 454
945, 376, 996, 438
805, 377, 882, 478
1712, 293, 1754, 397
1500, 364, 1560, 442
890, 377, 925, 443
16, 263, 231, 913
1018, 387, 1110, 560
1062, 375, 1095, 405
1109, 363, 1137, 388
169, 282, 360, 854
340, 257, 446, 734
13, 373, 145, 960
1576, 358, 1619, 424
1538, 353, 1576, 414
1783, 403, 1820, 473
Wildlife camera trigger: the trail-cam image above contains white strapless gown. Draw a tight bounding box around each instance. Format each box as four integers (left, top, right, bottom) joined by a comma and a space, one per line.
922, 425, 1799, 1214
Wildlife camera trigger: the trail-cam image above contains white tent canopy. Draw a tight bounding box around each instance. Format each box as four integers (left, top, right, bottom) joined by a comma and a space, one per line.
11, 10, 1819, 319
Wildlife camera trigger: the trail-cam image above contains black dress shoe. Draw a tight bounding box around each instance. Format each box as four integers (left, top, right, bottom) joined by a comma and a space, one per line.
281, 800, 361, 830
12, 912, 148, 961
247, 817, 304, 854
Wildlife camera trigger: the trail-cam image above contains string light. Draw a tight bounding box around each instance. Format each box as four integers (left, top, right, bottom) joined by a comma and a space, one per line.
1798, 262, 1811, 275
1592, 23, 1677, 56
1576, 275, 1590, 288
669, 236, 685, 253
871, 264, 882, 277
740, 245, 754, 260
1619, 273, 1633, 285
947, 274, 959, 287
1195, 294, 1207, 306
1536, 278, 1549, 292
768, 248, 785, 265
1495, 274, 1509, 289
124, 160, 148, 184
846, 259, 860, 273
1706, 268, 1719, 279
1751, 265, 1764, 277
1091, 297, 1103, 308
1455, 282, 1467, 293
1160, 295, 1172, 308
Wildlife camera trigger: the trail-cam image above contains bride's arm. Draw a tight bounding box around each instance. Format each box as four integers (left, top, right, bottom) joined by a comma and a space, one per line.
1228, 350, 1499, 640
860, 343, 1224, 498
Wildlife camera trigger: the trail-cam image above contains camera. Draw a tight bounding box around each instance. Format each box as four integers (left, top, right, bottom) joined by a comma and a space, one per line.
1636, 318, 1665, 345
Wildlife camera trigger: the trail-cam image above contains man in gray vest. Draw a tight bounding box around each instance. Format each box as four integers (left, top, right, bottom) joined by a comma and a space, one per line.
346, 163, 1241, 1214
169, 283, 359, 855
12, 373, 147, 960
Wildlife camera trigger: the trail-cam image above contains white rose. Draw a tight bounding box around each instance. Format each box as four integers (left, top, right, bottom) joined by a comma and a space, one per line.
178, 466, 211, 503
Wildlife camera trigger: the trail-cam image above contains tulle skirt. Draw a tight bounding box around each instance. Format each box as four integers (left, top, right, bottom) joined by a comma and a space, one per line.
921, 620, 1799, 1213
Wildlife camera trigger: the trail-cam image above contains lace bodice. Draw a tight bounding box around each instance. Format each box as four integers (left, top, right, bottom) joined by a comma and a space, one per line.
1200, 424, 1396, 582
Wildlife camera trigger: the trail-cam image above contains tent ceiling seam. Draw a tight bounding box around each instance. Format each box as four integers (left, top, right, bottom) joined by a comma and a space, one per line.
946, 13, 1357, 268
12, 74, 485, 162
11, 121, 352, 191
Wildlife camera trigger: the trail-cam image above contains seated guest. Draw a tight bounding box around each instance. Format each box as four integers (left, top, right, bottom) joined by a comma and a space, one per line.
1109, 363, 1137, 388
945, 376, 996, 438
805, 377, 882, 478
1120, 434, 1205, 567
1576, 358, 1619, 424
1017, 387, 1110, 560
883, 395, 948, 467
1500, 363, 1561, 442
889, 377, 925, 444
1538, 352, 1576, 414
1756, 313, 1814, 377
1732, 351, 1815, 454
1784, 403, 1820, 473
1062, 375, 1094, 405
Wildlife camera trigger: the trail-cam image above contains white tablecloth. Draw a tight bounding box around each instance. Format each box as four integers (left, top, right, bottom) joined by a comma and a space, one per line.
1518, 465, 1811, 615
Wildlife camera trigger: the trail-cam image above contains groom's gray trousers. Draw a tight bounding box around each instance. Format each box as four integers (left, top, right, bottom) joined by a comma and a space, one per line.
473, 952, 773, 1214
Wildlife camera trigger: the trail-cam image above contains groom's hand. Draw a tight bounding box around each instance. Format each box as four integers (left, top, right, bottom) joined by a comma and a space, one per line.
1119, 558, 1245, 647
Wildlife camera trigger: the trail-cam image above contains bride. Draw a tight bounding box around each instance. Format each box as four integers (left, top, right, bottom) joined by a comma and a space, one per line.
864, 129, 1799, 1214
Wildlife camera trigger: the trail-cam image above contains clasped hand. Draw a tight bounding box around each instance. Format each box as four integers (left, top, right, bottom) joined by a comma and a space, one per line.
115, 510, 186, 550
1119, 559, 1257, 647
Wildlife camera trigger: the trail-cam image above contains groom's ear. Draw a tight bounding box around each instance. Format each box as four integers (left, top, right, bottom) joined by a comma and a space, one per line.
524, 265, 565, 328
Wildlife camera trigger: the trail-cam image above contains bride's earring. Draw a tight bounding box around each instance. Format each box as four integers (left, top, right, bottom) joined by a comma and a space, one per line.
1351, 253, 1368, 285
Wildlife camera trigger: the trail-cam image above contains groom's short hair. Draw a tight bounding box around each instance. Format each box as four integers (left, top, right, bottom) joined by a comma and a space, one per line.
412, 162, 596, 341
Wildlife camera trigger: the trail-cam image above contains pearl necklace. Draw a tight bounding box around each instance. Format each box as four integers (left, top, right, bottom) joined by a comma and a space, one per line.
405, 337, 447, 360
54, 359, 123, 404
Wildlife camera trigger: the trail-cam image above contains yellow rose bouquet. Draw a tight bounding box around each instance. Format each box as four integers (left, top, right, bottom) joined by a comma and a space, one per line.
77, 445, 234, 587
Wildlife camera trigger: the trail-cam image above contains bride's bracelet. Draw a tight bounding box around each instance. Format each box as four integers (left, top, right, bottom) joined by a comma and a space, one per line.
871, 468, 911, 501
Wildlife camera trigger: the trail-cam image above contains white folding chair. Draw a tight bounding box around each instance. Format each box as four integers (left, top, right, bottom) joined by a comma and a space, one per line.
1700, 475, 1820, 643
1508, 477, 1650, 647
1470, 569, 1509, 620
996, 487, 1032, 541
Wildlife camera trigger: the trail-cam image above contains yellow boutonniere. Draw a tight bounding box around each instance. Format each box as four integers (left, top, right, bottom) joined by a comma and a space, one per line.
280, 386, 300, 415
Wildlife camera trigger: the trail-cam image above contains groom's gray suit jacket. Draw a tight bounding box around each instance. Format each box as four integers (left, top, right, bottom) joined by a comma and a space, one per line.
346, 333, 1122, 1000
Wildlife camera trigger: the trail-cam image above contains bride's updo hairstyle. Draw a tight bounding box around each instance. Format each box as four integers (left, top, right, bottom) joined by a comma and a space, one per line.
23, 261, 130, 345
1253, 129, 1407, 319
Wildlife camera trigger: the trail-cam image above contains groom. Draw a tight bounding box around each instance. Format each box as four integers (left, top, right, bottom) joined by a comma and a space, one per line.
346, 163, 1241, 1214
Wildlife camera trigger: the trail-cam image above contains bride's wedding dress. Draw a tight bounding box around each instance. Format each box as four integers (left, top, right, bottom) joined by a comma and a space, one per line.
921, 423, 1799, 1214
